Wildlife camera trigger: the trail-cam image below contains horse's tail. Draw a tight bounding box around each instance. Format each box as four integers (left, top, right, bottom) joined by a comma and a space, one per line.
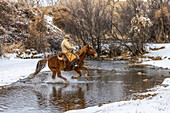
29, 59, 48, 79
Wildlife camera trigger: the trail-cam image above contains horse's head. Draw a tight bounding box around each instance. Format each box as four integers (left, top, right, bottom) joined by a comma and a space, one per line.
86, 44, 98, 58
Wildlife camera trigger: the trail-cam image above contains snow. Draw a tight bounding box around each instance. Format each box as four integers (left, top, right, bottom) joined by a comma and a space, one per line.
0, 56, 78, 86
142, 43, 170, 69
0, 58, 49, 86
44, 15, 63, 34
0, 43, 170, 113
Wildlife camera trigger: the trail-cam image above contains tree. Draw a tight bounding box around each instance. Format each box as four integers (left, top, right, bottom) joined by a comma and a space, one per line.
56, 0, 113, 56
112, 0, 152, 56
0, 42, 2, 56
26, 13, 50, 53
147, 0, 170, 42
129, 7, 152, 55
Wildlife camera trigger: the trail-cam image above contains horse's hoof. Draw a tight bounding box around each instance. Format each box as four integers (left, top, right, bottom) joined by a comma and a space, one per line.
28, 74, 34, 79
52, 76, 56, 79
71, 76, 76, 79
85, 75, 89, 79
66, 80, 70, 83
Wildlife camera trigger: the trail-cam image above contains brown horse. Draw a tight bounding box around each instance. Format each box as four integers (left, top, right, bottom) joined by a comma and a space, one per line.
29, 44, 97, 83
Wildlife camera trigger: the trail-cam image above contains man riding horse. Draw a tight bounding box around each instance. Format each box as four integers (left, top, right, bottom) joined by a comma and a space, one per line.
29, 35, 98, 83
61, 34, 79, 70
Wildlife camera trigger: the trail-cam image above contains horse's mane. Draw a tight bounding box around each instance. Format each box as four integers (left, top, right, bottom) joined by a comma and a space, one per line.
76, 45, 87, 56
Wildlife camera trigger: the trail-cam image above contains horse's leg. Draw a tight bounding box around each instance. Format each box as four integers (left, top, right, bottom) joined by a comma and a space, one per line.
72, 68, 82, 79
52, 71, 56, 79
57, 69, 70, 83
50, 68, 57, 79
81, 67, 89, 78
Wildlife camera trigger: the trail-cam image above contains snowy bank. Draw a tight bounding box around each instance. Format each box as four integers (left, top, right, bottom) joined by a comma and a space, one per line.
142, 43, 170, 69
0, 58, 49, 86
0, 57, 78, 86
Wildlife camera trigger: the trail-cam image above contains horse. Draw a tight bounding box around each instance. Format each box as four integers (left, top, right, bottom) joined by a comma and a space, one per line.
29, 44, 97, 83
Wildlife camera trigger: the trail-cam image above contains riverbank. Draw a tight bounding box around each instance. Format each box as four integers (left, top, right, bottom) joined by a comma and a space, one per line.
142, 43, 170, 69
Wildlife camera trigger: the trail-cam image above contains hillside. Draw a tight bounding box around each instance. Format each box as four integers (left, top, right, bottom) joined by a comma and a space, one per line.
0, 0, 64, 58
39, 1, 127, 30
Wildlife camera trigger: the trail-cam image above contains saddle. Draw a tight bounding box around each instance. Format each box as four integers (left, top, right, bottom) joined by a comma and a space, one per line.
57, 51, 79, 68
65, 52, 77, 62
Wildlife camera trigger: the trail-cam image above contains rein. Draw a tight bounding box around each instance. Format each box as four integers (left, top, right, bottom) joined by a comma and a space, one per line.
76, 46, 87, 57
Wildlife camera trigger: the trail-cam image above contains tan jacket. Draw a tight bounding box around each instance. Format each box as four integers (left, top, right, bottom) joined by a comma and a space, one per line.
61, 39, 75, 53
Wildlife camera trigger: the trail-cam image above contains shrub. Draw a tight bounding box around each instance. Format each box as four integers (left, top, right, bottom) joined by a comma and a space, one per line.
1, 41, 25, 54
0, 43, 2, 56
26, 15, 50, 53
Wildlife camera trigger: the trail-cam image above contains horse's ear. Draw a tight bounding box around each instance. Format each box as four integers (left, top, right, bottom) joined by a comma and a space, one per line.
87, 44, 91, 48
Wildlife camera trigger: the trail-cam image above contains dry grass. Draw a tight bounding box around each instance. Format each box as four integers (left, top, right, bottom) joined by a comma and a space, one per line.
2, 41, 25, 54
155, 7, 169, 19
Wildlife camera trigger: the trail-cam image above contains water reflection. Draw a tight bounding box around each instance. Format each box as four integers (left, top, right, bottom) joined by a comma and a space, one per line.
49, 85, 85, 111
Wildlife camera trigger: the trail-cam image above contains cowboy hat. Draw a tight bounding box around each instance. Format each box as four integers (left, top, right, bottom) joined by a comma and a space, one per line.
64, 34, 70, 39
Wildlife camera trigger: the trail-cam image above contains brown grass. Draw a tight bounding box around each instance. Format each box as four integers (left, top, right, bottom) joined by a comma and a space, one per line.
2, 41, 25, 54
155, 7, 169, 19
150, 46, 165, 51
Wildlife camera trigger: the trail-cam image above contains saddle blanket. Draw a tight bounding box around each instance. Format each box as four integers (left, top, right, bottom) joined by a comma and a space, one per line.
65, 52, 77, 62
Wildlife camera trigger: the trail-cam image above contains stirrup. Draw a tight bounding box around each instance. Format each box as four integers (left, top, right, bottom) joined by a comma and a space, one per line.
75, 64, 78, 67
64, 67, 67, 71
73, 64, 79, 70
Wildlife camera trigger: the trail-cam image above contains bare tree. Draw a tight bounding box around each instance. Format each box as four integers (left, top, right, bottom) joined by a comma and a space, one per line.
148, 0, 170, 42
57, 0, 113, 56
111, 0, 153, 56
0, 42, 2, 56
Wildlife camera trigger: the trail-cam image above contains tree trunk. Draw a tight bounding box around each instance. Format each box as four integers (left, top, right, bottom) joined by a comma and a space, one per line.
96, 36, 101, 57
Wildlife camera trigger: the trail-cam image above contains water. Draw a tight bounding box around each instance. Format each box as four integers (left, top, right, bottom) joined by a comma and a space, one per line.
0, 60, 169, 113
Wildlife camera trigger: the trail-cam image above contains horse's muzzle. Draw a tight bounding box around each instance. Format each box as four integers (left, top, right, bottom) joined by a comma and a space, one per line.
94, 53, 98, 58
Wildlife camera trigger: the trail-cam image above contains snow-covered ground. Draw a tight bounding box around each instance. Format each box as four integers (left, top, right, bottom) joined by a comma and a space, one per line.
0, 43, 170, 113
142, 43, 170, 69
0, 58, 44, 86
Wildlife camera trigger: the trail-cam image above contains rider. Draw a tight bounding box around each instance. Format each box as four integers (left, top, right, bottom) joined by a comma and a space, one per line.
61, 34, 79, 70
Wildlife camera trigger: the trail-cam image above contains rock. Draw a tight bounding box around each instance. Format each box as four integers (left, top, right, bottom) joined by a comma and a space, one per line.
25, 49, 31, 55
108, 101, 112, 104
129, 89, 134, 92
148, 56, 154, 60
32, 51, 38, 55
139, 90, 143, 92
141, 56, 147, 58
154, 57, 162, 60
150, 46, 165, 51
98, 103, 103, 107
138, 72, 142, 75
143, 79, 148, 82
0, 26, 6, 35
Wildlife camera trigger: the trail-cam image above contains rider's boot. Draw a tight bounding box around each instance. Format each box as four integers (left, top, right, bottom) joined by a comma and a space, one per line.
73, 59, 80, 69
64, 59, 67, 71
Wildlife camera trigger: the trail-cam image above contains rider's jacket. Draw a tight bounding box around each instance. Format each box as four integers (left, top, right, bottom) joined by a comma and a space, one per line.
61, 39, 75, 53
